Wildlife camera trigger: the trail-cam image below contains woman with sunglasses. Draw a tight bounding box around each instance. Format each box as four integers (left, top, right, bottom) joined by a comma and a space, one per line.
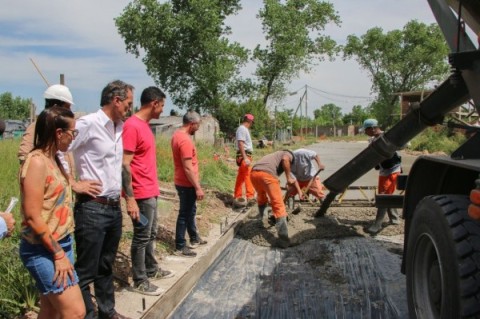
19, 106, 85, 318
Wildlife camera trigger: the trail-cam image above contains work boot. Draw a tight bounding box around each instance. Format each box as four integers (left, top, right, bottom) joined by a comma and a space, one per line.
365, 208, 387, 235
268, 210, 276, 227
233, 198, 247, 209
255, 205, 266, 219
276, 217, 290, 248
388, 209, 400, 225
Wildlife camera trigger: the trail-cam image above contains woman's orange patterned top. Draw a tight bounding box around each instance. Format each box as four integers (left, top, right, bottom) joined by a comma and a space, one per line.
20, 150, 74, 244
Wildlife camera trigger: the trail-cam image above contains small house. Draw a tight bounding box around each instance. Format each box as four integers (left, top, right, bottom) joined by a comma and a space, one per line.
149, 115, 220, 145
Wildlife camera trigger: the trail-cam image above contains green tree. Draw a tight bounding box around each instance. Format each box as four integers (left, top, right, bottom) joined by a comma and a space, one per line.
0, 92, 31, 120
342, 105, 371, 125
115, 0, 249, 115
343, 20, 449, 127
313, 103, 342, 126
254, 0, 340, 105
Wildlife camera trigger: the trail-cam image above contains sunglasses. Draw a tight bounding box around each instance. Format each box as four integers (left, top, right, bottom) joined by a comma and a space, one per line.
63, 128, 79, 137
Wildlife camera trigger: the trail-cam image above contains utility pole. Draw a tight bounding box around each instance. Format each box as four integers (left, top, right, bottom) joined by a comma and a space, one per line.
273, 104, 277, 148
304, 84, 308, 139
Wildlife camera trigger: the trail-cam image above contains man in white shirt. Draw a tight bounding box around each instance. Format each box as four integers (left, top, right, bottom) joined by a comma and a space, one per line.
286, 148, 326, 200
233, 114, 255, 207
69, 80, 134, 319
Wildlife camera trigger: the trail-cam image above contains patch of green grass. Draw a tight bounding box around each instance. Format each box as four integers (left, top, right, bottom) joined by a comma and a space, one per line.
0, 140, 36, 317
409, 126, 466, 154
156, 137, 237, 193
0, 235, 39, 317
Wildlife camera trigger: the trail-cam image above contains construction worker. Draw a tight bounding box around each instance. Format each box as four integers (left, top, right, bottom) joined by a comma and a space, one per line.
233, 114, 255, 207
18, 84, 75, 165
250, 150, 296, 248
286, 148, 326, 201
363, 119, 401, 234
18, 84, 102, 196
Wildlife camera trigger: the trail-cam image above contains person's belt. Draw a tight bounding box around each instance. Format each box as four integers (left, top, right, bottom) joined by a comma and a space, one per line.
76, 194, 121, 206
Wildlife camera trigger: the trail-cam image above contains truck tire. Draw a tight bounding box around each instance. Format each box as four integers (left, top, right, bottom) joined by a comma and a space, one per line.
406, 195, 480, 319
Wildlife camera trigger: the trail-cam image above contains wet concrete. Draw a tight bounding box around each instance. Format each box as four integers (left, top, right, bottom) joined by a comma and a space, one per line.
170, 237, 407, 319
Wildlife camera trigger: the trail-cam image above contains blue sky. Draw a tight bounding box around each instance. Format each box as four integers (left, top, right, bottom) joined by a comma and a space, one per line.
0, 0, 438, 117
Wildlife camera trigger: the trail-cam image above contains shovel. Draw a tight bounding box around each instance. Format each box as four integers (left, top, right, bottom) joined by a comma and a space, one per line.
290, 168, 324, 215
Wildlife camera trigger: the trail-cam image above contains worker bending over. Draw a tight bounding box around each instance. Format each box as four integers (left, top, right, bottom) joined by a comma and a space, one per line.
286, 148, 326, 201
250, 150, 298, 248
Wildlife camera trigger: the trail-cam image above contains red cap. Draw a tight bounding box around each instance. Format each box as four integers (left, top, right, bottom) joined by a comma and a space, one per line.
244, 113, 254, 122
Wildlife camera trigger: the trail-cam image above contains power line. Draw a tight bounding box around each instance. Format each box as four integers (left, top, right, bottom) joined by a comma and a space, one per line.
308, 90, 361, 104
307, 84, 373, 100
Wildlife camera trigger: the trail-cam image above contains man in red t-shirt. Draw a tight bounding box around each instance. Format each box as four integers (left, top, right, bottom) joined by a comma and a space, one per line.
171, 110, 206, 257
122, 86, 173, 296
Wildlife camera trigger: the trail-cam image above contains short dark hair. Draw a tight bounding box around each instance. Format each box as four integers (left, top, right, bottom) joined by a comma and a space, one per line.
140, 86, 166, 106
183, 110, 201, 125
100, 80, 134, 106
45, 99, 69, 109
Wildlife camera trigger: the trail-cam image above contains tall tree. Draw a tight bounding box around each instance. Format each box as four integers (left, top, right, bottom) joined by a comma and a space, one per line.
342, 105, 371, 125
313, 103, 342, 126
254, 0, 340, 105
0, 92, 31, 120
343, 20, 449, 127
115, 0, 249, 114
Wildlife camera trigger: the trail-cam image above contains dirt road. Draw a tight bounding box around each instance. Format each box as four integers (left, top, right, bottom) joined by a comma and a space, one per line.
169, 141, 416, 318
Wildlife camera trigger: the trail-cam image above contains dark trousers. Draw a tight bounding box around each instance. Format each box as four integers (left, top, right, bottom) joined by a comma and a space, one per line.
175, 185, 200, 250
131, 197, 159, 285
74, 201, 122, 319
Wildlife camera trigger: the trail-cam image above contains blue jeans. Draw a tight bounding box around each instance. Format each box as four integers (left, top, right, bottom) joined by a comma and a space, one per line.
74, 200, 122, 319
131, 197, 159, 285
175, 185, 200, 250
19, 234, 79, 294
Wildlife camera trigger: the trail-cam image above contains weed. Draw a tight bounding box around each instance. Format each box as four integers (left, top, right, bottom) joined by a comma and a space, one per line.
409, 126, 466, 154
0, 236, 39, 317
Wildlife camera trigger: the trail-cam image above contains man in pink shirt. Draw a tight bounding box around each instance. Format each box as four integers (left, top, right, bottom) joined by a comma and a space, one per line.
171, 110, 206, 257
122, 87, 173, 296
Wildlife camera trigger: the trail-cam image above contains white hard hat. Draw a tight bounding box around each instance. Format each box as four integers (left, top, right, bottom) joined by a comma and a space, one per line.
43, 84, 74, 105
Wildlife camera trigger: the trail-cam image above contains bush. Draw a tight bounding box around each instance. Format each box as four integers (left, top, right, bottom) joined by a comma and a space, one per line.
409, 126, 466, 154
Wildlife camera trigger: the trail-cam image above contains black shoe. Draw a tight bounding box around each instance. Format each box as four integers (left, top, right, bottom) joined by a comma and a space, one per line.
132, 281, 163, 296
190, 238, 208, 248
148, 269, 174, 280
174, 247, 197, 258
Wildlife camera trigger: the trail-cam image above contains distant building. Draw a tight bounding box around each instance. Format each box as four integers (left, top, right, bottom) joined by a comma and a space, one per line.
0, 120, 27, 139
149, 115, 220, 144
395, 90, 433, 118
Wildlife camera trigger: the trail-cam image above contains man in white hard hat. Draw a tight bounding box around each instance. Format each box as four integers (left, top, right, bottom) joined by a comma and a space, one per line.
18, 84, 74, 163
17, 85, 102, 196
